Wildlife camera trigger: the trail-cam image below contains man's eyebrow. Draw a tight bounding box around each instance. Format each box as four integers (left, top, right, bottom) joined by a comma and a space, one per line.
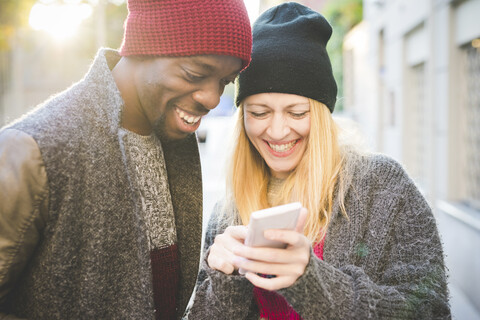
190, 58, 216, 72
189, 57, 241, 76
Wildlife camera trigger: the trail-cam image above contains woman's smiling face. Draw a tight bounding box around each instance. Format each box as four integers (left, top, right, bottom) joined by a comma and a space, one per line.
243, 92, 311, 178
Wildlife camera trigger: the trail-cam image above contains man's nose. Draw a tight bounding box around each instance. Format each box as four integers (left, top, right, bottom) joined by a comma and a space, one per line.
192, 82, 222, 110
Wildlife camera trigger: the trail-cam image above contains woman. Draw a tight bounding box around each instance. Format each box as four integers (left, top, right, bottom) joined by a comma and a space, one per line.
187, 3, 450, 319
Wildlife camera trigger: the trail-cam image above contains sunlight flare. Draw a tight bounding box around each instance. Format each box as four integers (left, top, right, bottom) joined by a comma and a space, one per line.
29, 2, 93, 40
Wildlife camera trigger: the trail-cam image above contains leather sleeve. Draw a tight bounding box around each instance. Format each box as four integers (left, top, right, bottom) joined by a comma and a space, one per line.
0, 128, 49, 310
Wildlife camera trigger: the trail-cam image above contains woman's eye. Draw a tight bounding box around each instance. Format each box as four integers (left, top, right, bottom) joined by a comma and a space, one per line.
290, 112, 308, 118
250, 111, 267, 118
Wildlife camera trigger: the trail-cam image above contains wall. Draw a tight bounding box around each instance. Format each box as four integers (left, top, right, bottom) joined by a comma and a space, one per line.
343, 0, 480, 317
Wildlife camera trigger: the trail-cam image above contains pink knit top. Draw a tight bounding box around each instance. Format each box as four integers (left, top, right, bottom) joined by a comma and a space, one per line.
253, 239, 325, 319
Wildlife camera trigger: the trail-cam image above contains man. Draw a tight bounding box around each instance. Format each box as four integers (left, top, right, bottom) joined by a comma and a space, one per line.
0, 0, 251, 319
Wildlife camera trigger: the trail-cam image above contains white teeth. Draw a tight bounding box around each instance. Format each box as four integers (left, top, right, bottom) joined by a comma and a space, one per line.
175, 108, 201, 125
268, 140, 297, 152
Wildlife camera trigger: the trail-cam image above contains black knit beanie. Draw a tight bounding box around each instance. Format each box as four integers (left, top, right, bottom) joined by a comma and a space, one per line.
235, 2, 337, 112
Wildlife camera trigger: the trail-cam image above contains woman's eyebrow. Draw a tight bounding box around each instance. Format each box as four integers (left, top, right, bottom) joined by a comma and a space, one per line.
245, 103, 269, 108
287, 103, 310, 108
245, 102, 309, 108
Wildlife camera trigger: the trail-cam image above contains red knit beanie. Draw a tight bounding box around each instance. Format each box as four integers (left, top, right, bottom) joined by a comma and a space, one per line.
119, 0, 252, 69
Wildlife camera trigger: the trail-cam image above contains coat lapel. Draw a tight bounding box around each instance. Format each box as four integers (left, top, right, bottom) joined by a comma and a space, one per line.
162, 134, 203, 318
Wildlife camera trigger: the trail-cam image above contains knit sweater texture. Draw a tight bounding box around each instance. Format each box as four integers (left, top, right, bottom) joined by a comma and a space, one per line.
2, 49, 203, 319
121, 128, 180, 319
186, 153, 450, 319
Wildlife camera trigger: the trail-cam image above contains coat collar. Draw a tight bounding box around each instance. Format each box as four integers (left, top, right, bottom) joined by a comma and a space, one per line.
82, 48, 124, 135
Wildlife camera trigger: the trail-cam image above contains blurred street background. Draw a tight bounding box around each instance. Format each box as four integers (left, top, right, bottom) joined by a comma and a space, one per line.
0, 0, 479, 318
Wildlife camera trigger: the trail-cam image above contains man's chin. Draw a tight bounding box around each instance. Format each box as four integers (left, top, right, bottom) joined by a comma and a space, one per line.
154, 124, 191, 144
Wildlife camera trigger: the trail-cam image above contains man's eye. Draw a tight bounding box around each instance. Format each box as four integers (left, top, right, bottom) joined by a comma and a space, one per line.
185, 70, 205, 82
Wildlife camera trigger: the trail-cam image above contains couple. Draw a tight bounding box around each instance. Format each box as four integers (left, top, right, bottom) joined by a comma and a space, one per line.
0, 1, 450, 319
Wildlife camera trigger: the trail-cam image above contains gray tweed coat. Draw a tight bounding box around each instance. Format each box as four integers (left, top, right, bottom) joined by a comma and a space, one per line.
1, 49, 202, 319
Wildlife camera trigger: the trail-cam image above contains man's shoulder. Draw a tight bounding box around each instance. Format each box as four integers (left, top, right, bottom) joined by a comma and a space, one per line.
4, 48, 120, 135
5, 83, 84, 132
0, 128, 39, 153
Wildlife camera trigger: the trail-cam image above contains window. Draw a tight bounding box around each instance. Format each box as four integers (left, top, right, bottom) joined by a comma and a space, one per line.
461, 42, 480, 210
405, 62, 429, 191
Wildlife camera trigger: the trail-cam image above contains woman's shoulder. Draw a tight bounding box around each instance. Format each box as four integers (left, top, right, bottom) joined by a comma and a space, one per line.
365, 153, 407, 177
344, 150, 415, 192
343, 151, 432, 221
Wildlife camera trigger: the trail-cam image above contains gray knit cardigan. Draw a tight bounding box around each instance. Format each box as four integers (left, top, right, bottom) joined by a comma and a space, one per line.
2, 49, 202, 319
186, 153, 450, 319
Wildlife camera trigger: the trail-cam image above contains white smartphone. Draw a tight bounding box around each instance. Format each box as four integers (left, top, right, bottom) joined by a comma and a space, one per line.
244, 202, 302, 249
238, 202, 302, 275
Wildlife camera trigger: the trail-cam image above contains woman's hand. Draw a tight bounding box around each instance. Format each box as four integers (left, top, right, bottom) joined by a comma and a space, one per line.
207, 225, 248, 275
233, 208, 310, 291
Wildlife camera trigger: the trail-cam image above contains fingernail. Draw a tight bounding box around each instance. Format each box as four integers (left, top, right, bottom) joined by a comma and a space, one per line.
233, 256, 246, 265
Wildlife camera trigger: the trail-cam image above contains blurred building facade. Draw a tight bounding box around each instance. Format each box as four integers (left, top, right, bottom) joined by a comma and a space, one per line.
0, 0, 126, 127
343, 0, 480, 317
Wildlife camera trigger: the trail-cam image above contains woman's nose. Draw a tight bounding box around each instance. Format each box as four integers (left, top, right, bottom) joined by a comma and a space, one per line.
267, 116, 290, 139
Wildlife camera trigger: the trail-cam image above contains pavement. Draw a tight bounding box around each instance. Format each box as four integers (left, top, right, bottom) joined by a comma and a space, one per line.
450, 284, 480, 320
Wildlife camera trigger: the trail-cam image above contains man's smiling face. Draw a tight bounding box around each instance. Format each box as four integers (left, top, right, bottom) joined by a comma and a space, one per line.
132, 54, 242, 141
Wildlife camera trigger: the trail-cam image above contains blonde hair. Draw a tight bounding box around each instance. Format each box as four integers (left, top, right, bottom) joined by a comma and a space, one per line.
226, 98, 346, 243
